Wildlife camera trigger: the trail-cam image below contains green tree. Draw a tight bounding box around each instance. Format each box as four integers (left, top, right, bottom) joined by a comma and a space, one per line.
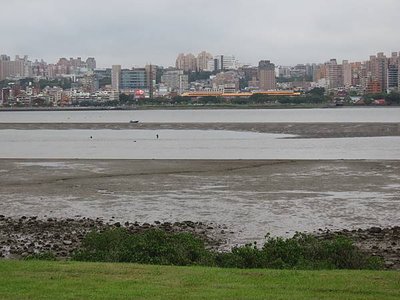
307, 87, 325, 96
385, 92, 400, 104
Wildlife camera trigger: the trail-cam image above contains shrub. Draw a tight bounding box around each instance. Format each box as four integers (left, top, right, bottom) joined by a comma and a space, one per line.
72, 228, 213, 266
215, 233, 383, 270
215, 243, 267, 269
72, 229, 383, 270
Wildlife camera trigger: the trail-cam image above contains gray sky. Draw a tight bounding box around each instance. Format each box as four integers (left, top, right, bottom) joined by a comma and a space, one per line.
1, 0, 399, 68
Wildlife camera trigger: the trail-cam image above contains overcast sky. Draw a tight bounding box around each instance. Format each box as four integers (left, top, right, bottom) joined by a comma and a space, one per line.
1, 0, 399, 68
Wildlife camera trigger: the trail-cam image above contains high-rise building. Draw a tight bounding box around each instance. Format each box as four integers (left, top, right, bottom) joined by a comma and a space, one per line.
258, 60, 276, 91
111, 65, 121, 91
145, 64, 157, 98
120, 68, 147, 90
240, 66, 259, 88
175, 53, 197, 72
0, 55, 7, 80
32, 59, 48, 77
175, 53, 185, 70
213, 55, 238, 71
387, 52, 399, 92
291, 64, 308, 78
86, 57, 97, 70
94, 68, 112, 81
278, 66, 291, 78
342, 60, 352, 88
350, 62, 363, 87
161, 70, 189, 94
367, 53, 388, 93
0, 55, 31, 80
312, 64, 327, 82
326, 59, 343, 89
387, 65, 398, 92
197, 51, 213, 72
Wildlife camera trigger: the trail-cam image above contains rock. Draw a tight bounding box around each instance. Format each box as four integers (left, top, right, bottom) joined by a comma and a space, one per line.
385, 261, 395, 267
369, 227, 382, 234
186, 223, 195, 229
63, 240, 72, 246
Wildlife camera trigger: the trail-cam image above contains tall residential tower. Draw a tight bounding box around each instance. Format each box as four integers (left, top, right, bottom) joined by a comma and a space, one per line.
258, 60, 276, 90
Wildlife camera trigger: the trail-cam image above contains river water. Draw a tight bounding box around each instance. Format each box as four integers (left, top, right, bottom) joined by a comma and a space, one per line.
0, 108, 399, 242
0, 129, 399, 159
1, 107, 400, 123
0, 107, 399, 159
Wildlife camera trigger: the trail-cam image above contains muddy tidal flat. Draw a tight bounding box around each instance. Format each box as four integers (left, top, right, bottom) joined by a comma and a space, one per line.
0, 159, 399, 245
1, 122, 400, 138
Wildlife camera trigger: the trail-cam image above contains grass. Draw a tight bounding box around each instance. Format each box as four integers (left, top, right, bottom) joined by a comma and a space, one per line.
0, 260, 399, 299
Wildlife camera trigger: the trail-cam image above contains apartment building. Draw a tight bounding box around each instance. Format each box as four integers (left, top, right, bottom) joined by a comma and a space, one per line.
161, 70, 189, 94
258, 60, 276, 91
176, 53, 197, 72
197, 51, 213, 72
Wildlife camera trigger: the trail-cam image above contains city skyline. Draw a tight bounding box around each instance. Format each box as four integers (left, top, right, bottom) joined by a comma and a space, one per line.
1, 50, 400, 70
1, 0, 399, 68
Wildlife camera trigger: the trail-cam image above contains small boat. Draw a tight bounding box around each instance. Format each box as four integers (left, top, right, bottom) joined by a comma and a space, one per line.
129, 120, 139, 124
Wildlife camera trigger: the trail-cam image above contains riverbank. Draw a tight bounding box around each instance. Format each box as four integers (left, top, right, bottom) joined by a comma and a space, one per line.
1, 104, 400, 112
0, 215, 399, 269
0, 104, 328, 111
0, 215, 228, 259
1, 122, 399, 138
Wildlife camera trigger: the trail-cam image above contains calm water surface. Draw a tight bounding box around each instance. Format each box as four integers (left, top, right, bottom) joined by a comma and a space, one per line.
1, 107, 400, 123
0, 129, 399, 159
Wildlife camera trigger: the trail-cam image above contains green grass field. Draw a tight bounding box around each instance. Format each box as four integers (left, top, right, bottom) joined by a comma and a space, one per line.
0, 260, 399, 299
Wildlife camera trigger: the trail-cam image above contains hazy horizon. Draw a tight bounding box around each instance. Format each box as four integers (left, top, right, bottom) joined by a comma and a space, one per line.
1, 0, 399, 68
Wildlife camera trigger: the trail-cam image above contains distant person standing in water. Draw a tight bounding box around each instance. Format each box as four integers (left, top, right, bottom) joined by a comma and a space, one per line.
156, 134, 159, 139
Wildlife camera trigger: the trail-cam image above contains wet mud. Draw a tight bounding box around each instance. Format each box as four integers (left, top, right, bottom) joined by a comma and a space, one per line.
0, 159, 399, 245
0, 122, 399, 138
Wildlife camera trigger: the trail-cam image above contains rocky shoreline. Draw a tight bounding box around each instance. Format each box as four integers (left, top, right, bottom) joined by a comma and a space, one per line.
317, 227, 400, 270
1, 215, 399, 270
0, 215, 232, 259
